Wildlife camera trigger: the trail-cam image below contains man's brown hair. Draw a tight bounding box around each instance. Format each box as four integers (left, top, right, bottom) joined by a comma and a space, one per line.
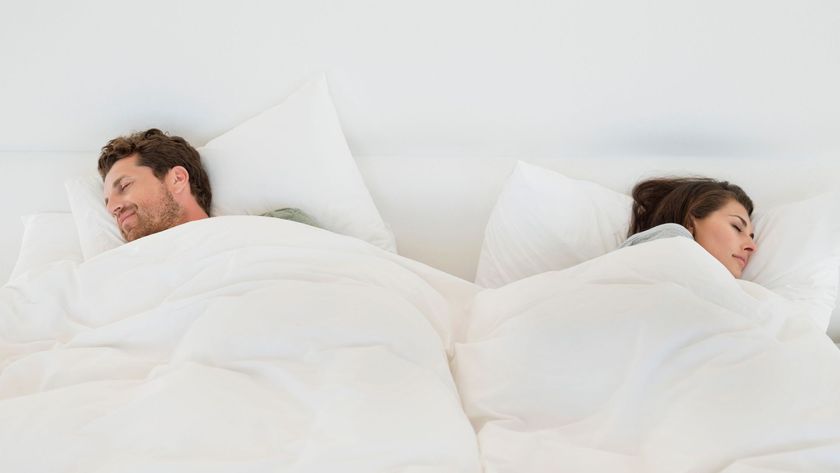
628, 177, 753, 237
98, 129, 212, 214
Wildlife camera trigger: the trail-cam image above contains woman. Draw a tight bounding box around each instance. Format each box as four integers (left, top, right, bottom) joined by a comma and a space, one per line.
621, 177, 757, 278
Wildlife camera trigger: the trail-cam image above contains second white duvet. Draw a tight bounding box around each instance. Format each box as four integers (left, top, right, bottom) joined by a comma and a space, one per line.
455, 237, 840, 473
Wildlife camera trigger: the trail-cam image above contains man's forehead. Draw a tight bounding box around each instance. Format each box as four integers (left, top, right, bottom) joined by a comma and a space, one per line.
104, 155, 140, 180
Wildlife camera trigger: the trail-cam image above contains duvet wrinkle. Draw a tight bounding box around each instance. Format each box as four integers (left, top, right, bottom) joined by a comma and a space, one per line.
718, 437, 840, 472
155, 267, 449, 341
1, 377, 141, 401
468, 289, 589, 341
187, 343, 460, 402
316, 343, 458, 393
470, 272, 750, 343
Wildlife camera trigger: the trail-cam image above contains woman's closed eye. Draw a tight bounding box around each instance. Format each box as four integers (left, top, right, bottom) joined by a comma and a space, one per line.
732, 222, 756, 240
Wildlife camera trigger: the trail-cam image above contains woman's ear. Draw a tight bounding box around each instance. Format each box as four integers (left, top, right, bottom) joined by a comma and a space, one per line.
685, 218, 695, 237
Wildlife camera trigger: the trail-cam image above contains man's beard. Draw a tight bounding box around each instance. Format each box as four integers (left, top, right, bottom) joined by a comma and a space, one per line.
121, 189, 182, 242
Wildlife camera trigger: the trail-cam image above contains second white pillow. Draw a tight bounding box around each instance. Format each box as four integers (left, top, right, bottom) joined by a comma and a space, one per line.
475, 161, 632, 288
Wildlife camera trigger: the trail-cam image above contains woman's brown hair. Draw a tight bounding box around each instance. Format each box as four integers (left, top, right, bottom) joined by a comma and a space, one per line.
628, 177, 753, 237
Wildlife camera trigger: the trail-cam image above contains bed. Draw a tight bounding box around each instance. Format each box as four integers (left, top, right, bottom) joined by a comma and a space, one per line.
1, 74, 840, 472
3, 2, 840, 471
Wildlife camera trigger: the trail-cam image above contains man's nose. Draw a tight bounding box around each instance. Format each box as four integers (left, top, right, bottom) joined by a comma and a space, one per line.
107, 197, 123, 217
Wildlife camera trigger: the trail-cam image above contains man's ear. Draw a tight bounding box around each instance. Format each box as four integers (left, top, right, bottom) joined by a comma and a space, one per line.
168, 166, 190, 194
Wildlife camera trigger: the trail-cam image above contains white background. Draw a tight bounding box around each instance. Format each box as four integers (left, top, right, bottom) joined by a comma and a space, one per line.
1, 0, 839, 159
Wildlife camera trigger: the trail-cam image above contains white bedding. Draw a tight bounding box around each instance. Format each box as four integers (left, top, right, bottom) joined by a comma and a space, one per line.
3, 217, 840, 472
0, 216, 481, 472
454, 237, 840, 473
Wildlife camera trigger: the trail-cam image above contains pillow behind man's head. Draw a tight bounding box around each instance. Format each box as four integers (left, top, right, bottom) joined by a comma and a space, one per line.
65, 74, 395, 259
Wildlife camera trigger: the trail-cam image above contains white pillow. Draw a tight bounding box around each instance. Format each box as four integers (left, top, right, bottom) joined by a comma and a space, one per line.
65, 73, 395, 260
9, 213, 83, 280
743, 192, 840, 330
200, 74, 394, 251
65, 174, 124, 260
475, 161, 632, 288
476, 161, 840, 330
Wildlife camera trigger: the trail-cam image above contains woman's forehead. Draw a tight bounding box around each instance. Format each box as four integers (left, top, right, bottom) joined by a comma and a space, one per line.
717, 200, 752, 224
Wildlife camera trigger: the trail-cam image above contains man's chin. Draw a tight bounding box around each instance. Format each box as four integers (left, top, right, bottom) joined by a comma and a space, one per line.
123, 224, 168, 242
121, 225, 144, 242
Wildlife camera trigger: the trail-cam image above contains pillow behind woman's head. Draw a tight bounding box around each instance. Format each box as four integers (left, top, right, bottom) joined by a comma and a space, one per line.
476, 161, 840, 332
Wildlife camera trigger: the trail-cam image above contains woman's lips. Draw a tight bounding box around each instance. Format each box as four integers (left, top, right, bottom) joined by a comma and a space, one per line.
733, 255, 747, 268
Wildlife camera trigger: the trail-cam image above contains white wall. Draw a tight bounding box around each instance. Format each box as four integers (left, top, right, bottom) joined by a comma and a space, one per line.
1, 0, 839, 159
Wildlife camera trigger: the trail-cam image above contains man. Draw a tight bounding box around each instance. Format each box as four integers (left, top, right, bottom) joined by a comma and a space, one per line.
99, 128, 212, 242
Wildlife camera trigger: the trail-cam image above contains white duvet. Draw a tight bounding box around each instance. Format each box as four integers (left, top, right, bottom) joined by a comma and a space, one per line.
0, 217, 482, 472
3, 221, 840, 473
454, 237, 840, 473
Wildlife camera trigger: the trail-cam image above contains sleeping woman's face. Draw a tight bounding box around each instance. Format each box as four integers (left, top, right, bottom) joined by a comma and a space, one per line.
689, 199, 757, 278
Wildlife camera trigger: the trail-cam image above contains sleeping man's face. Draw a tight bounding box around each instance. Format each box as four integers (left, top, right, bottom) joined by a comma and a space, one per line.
103, 154, 183, 242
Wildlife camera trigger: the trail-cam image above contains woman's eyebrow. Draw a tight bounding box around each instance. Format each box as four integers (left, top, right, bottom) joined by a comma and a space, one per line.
729, 214, 747, 226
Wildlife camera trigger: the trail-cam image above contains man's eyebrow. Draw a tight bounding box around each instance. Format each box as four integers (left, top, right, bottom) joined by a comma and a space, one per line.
104, 175, 127, 206
729, 214, 755, 238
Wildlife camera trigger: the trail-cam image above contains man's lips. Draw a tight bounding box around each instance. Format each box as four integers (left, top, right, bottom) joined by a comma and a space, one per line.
118, 210, 135, 227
